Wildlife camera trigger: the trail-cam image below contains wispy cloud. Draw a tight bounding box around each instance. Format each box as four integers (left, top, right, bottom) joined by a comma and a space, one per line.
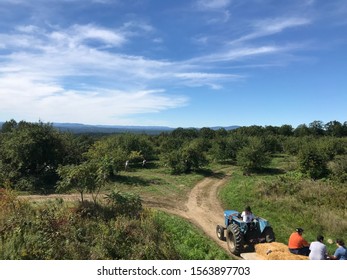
0, 6, 316, 125
0, 75, 187, 125
0, 24, 126, 51
230, 17, 311, 44
0, 23, 245, 124
174, 72, 242, 89
196, 0, 232, 10
189, 45, 281, 64
195, 0, 232, 24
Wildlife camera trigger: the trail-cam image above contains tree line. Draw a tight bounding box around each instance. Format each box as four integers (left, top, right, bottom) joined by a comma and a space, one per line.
1, 119, 347, 198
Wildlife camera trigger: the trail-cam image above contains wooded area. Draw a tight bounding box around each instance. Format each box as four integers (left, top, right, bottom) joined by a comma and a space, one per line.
1, 119, 347, 197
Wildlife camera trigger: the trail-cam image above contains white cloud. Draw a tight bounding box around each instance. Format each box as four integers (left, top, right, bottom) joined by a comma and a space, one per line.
195, 0, 232, 24
0, 24, 191, 124
255, 17, 311, 34
0, 24, 126, 51
230, 17, 311, 44
175, 72, 237, 79
197, 0, 232, 10
0, 73, 188, 124
0, 24, 231, 124
189, 46, 281, 64
73, 25, 126, 47
0, 17, 310, 124
174, 72, 242, 89
15, 25, 40, 33
121, 21, 155, 34
47, 24, 127, 49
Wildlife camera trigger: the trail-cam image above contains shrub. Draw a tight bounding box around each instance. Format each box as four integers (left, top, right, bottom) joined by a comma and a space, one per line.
328, 155, 347, 183
104, 189, 143, 218
297, 145, 328, 179
236, 138, 271, 172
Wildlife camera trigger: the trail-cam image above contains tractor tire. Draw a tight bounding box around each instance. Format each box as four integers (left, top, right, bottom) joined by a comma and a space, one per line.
263, 227, 276, 243
216, 225, 226, 241
226, 224, 244, 256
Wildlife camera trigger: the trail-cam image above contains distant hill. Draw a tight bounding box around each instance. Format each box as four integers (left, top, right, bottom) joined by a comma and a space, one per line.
210, 126, 240, 131
0, 121, 240, 134
53, 123, 175, 134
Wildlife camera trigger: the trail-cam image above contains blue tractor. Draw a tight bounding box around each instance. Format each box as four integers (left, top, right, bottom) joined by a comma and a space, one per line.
216, 210, 275, 256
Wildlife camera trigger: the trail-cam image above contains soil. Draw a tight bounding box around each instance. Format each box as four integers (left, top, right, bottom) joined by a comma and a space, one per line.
19, 168, 306, 260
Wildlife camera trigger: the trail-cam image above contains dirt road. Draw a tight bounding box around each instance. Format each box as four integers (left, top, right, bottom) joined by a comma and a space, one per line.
142, 168, 261, 259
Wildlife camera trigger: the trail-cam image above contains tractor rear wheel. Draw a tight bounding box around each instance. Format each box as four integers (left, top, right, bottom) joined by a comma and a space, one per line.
226, 224, 244, 255
262, 226, 275, 243
216, 225, 225, 241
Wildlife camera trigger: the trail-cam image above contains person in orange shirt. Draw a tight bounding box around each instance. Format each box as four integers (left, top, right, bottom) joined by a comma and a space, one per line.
288, 227, 310, 256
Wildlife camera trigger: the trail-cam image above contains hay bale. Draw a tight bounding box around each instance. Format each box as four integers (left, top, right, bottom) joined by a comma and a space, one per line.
255, 242, 308, 260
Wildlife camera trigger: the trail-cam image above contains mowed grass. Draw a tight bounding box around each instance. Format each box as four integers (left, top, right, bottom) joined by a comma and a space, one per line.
219, 154, 347, 254
102, 161, 228, 203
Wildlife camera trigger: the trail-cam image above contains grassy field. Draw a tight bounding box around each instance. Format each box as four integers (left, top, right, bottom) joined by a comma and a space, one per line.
102, 161, 224, 204
4, 154, 346, 259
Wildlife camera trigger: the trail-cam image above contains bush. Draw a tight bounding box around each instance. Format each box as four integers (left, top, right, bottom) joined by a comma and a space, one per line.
236, 138, 271, 172
104, 189, 143, 218
328, 155, 347, 183
297, 145, 328, 179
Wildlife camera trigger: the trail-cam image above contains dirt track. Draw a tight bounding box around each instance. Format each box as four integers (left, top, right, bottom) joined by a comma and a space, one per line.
142, 170, 242, 258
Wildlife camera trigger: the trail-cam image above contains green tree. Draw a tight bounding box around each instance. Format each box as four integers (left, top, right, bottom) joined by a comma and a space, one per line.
161, 149, 186, 174
57, 161, 106, 203
181, 139, 208, 172
236, 137, 271, 173
199, 127, 216, 139
309, 120, 325, 136
325, 121, 344, 137
298, 145, 328, 179
209, 135, 245, 162
115, 134, 156, 161
171, 127, 199, 139
278, 124, 294, 136
294, 124, 311, 137
0, 121, 69, 192
85, 137, 128, 176
1, 119, 18, 133
161, 139, 208, 174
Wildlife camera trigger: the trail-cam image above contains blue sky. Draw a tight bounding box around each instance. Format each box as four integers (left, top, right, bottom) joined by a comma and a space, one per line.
0, 0, 346, 128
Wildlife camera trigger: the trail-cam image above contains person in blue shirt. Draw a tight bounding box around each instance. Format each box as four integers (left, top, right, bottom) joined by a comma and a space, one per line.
330, 239, 347, 260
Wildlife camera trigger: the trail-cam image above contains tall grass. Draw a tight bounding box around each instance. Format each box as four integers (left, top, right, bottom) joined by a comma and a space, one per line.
0, 188, 230, 260
154, 211, 230, 260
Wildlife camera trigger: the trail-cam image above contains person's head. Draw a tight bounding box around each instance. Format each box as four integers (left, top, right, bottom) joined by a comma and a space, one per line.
336, 239, 345, 247
245, 206, 252, 213
296, 228, 304, 235
317, 235, 324, 242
